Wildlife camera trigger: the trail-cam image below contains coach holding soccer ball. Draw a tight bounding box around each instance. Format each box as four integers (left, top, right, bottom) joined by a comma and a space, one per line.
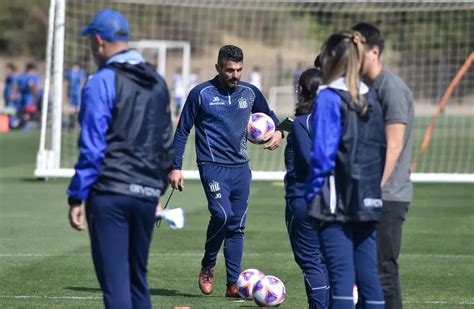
168, 45, 282, 298
66, 9, 174, 309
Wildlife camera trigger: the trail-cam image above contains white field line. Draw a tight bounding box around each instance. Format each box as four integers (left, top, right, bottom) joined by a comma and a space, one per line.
0, 252, 472, 258
0, 295, 472, 305
0, 295, 101, 300
404, 300, 474, 305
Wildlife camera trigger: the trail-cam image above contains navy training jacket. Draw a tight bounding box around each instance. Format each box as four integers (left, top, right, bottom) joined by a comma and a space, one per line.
172, 76, 279, 169
284, 114, 312, 199
67, 50, 174, 203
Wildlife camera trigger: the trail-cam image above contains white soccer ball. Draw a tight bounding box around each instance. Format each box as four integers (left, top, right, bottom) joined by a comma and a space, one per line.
247, 112, 275, 144
252, 275, 286, 307
237, 268, 265, 300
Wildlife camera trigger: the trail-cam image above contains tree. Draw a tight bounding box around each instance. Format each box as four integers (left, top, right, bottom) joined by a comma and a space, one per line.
0, 0, 48, 59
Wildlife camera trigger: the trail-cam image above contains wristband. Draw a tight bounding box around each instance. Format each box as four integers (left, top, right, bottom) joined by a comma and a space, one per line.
68, 196, 82, 206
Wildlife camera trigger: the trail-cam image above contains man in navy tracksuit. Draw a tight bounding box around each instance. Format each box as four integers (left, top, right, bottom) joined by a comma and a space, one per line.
168, 45, 282, 297
67, 10, 173, 309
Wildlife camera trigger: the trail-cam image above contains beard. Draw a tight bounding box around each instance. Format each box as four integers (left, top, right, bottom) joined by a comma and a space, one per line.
226, 78, 239, 89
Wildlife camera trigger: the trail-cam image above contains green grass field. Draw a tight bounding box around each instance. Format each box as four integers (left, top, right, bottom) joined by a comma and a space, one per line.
1, 131, 473, 308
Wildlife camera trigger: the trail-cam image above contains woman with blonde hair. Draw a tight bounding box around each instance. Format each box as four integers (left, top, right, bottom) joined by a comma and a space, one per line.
305, 31, 386, 308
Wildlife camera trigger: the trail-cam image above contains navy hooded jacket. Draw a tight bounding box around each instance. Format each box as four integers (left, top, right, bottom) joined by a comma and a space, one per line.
305, 78, 386, 222
67, 50, 173, 203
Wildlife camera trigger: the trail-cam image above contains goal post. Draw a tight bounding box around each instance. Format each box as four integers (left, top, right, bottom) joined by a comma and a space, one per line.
36, 0, 474, 183
128, 40, 191, 89
35, 0, 65, 176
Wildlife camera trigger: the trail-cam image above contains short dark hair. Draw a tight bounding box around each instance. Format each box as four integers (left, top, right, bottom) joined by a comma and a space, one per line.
352, 22, 385, 55
7, 62, 17, 71
217, 45, 244, 66
26, 62, 37, 71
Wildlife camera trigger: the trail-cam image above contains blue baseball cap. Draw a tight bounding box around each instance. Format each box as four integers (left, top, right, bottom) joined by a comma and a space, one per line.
81, 9, 129, 41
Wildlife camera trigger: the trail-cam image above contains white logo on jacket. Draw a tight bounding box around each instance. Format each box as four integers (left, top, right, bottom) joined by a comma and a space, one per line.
209, 180, 220, 193
363, 198, 383, 208
129, 184, 161, 197
210, 96, 225, 105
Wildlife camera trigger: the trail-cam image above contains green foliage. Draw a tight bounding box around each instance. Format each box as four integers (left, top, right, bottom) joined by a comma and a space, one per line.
0, 0, 49, 58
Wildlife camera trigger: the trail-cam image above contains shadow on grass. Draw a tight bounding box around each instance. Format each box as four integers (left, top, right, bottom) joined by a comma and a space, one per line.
20, 177, 68, 183
64, 286, 197, 298
64, 287, 101, 293
19, 177, 45, 182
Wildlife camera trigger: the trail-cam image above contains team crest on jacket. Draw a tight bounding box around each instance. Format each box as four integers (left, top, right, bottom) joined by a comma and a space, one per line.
238, 97, 248, 109
209, 180, 220, 192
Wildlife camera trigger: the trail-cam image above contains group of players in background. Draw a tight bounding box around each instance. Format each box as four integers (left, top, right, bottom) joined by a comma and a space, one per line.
67, 9, 412, 309
3, 62, 41, 130
3, 61, 85, 130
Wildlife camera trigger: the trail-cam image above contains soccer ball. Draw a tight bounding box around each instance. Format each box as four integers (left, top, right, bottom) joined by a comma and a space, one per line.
253, 275, 286, 307
247, 112, 275, 144
237, 268, 265, 300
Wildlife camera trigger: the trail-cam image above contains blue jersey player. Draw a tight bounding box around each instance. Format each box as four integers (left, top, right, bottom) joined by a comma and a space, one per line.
65, 63, 85, 111
65, 63, 85, 129
168, 45, 282, 298
18, 63, 40, 130
4, 63, 19, 109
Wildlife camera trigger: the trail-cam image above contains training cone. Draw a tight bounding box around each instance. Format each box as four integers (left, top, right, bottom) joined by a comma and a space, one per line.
0, 115, 10, 132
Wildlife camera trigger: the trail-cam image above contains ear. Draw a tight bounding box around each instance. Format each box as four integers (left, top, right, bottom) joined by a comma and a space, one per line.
371, 46, 380, 58
215, 63, 219, 72
94, 34, 105, 47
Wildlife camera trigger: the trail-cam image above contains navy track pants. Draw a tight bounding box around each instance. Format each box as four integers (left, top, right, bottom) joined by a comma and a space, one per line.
286, 197, 329, 308
86, 191, 157, 309
198, 163, 251, 284
318, 222, 385, 309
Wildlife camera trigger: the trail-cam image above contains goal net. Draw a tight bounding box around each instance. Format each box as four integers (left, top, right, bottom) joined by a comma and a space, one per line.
36, 0, 474, 183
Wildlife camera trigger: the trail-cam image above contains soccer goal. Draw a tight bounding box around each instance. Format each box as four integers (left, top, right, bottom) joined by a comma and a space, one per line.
129, 39, 191, 88
36, 0, 474, 183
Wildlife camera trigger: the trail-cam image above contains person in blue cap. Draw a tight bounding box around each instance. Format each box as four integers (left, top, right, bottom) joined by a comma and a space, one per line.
66, 9, 174, 309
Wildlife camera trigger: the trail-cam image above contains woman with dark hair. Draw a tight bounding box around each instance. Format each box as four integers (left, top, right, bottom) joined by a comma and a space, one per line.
285, 68, 328, 309
305, 31, 386, 308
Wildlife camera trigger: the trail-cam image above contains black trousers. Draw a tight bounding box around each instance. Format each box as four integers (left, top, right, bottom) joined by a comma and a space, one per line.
376, 200, 410, 309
